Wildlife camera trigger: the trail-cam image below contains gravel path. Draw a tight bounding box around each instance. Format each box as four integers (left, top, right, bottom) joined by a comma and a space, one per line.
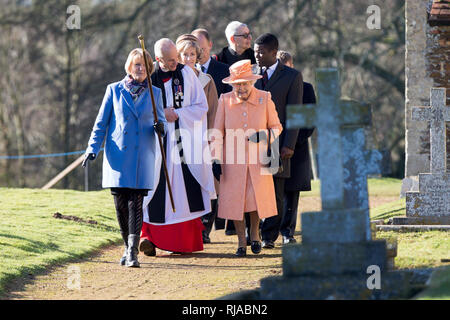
2, 196, 398, 300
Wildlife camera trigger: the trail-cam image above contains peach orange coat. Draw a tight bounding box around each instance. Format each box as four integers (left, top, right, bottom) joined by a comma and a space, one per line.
212, 88, 283, 221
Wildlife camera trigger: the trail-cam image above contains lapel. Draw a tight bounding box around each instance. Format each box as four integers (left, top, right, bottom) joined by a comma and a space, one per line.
119, 82, 138, 119
206, 57, 214, 73
255, 67, 263, 90
264, 60, 284, 91
207, 58, 218, 78
134, 90, 150, 117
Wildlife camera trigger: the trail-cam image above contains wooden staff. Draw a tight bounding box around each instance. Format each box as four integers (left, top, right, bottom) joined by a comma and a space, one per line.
138, 35, 176, 213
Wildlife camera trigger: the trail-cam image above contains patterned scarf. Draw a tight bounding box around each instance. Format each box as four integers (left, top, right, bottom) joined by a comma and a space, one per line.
123, 75, 148, 101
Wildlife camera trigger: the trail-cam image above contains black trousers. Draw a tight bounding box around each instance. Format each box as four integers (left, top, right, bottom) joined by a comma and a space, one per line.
202, 199, 218, 236
111, 188, 147, 240
261, 177, 285, 242
280, 191, 300, 238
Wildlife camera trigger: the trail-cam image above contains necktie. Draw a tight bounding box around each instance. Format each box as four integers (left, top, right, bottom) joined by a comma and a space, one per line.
262, 68, 269, 89
201, 65, 206, 73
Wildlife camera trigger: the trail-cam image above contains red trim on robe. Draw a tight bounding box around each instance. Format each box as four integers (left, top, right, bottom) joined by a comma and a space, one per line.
141, 218, 205, 253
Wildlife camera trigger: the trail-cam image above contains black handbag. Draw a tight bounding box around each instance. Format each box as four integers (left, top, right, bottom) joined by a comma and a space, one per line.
263, 128, 283, 175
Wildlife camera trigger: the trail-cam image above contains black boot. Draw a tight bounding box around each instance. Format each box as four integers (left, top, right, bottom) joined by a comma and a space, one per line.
201, 200, 217, 243
119, 232, 128, 266
126, 234, 140, 267
114, 194, 130, 266
126, 193, 144, 268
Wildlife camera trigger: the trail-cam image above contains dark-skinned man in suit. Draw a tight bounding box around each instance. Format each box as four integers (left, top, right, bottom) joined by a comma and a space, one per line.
254, 33, 304, 249
277, 51, 316, 244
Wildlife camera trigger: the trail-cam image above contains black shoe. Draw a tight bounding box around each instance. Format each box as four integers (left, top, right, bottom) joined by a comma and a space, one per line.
225, 230, 236, 236
202, 231, 211, 244
139, 238, 156, 256
235, 247, 247, 257
251, 241, 261, 254
262, 240, 275, 249
282, 236, 297, 245
126, 234, 140, 267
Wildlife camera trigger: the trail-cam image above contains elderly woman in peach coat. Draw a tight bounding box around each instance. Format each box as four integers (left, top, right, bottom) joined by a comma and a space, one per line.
211, 59, 282, 257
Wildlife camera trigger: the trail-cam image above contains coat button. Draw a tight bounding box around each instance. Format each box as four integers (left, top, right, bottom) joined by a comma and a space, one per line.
243, 112, 247, 116
136, 131, 139, 135
124, 130, 128, 134
243, 124, 248, 128
123, 146, 127, 150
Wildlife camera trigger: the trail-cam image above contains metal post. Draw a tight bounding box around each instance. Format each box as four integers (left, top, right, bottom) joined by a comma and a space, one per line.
84, 161, 89, 192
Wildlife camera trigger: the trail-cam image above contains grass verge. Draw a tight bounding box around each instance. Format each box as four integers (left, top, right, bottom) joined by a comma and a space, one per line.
0, 188, 120, 296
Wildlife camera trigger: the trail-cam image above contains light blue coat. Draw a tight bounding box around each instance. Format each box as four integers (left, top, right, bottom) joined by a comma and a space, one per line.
85, 78, 167, 190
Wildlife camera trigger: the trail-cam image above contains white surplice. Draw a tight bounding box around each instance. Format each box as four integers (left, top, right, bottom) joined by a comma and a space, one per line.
143, 66, 216, 226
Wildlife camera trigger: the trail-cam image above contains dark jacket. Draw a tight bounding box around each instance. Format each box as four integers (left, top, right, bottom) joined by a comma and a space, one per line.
206, 57, 232, 96
255, 60, 303, 178
285, 82, 316, 191
215, 46, 256, 66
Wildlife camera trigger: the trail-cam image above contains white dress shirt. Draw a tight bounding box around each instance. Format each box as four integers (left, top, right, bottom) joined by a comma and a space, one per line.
262, 60, 279, 80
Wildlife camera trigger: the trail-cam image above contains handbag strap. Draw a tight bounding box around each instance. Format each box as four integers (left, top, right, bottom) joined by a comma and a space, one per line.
267, 128, 272, 157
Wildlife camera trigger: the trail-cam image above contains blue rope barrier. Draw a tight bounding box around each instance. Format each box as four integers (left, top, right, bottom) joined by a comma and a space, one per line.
0, 149, 103, 160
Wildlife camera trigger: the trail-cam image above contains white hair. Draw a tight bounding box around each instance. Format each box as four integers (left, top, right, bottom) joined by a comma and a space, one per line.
154, 38, 175, 58
225, 21, 247, 45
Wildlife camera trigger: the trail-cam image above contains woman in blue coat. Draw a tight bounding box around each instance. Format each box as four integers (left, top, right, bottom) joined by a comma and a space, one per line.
82, 48, 166, 268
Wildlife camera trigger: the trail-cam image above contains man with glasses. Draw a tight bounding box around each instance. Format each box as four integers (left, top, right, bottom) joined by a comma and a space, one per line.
215, 21, 256, 66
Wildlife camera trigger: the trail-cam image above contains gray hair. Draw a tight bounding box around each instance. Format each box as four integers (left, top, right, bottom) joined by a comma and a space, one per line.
154, 38, 176, 59
225, 21, 247, 45
277, 50, 293, 65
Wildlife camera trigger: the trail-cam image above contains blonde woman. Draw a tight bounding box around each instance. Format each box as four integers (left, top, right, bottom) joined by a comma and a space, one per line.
176, 34, 218, 129
83, 48, 166, 267
176, 34, 220, 243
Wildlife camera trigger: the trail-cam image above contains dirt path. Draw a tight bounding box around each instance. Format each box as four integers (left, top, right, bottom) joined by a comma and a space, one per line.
2, 196, 398, 300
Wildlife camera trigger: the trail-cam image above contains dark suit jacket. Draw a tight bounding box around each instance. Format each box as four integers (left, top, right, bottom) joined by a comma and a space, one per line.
285, 82, 316, 192
215, 46, 256, 66
255, 60, 303, 178
206, 58, 232, 96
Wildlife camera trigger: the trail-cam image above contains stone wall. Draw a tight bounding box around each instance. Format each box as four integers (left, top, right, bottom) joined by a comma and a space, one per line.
405, 0, 449, 184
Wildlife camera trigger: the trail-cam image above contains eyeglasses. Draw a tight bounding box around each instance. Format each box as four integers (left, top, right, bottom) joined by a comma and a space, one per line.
234, 32, 252, 39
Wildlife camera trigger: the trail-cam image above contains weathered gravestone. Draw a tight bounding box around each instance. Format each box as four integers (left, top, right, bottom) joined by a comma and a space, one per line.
257, 69, 414, 299
392, 88, 450, 226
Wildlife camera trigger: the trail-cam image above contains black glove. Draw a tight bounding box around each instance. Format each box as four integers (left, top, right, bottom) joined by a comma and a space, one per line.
212, 160, 222, 181
248, 130, 267, 143
81, 153, 96, 167
153, 120, 165, 136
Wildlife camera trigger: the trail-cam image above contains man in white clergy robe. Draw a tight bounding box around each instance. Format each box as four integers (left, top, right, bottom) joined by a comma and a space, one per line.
140, 38, 216, 255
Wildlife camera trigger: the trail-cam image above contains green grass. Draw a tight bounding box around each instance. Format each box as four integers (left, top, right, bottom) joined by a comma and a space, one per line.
370, 199, 406, 222
1, 178, 448, 299
0, 188, 120, 296
415, 267, 450, 300
376, 231, 450, 270
301, 177, 402, 198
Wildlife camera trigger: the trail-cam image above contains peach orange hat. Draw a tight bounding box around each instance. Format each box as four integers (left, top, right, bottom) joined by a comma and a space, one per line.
222, 59, 262, 84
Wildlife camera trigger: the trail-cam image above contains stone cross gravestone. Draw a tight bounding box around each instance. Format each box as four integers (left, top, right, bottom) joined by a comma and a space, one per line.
282, 68, 386, 265
341, 111, 389, 219
257, 69, 413, 299
401, 88, 450, 224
